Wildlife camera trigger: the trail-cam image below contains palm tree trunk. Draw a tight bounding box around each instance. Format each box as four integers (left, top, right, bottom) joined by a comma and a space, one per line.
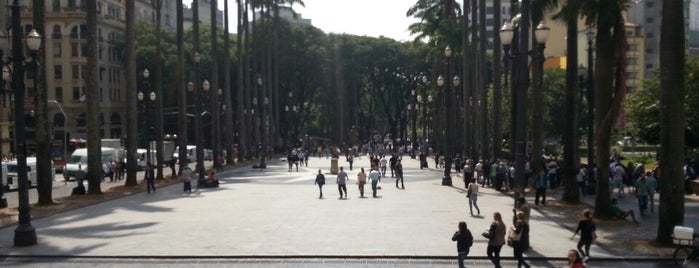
656, 0, 686, 245
153, 0, 165, 180
236, 0, 247, 161
492, 0, 502, 160
210, 0, 221, 171
223, 0, 235, 165
85, 0, 102, 194
176, 1, 188, 175
562, 2, 580, 203
125, 0, 138, 186
478, 0, 489, 161
33, 0, 53, 205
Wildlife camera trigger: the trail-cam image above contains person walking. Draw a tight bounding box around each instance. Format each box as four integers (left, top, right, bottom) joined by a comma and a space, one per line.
534, 170, 548, 206
485, 212, 506, 268
389, 154, 398, 178
315, 169, 326, 199
635, 172, 653, 215
571, 209, 595, 262
369, 167, 381, 198
451, 221, 474, 268
182, 166, 193, 193
466, 178, 480, 215
645, 171, 658, 213
379, 156, 388, 177
145, 162, 156, 194
357, 167, 367, 198
347, 153, 354, 171
336, 167, 349, 199
511, 211, 530, 268
394, 159, 404, 189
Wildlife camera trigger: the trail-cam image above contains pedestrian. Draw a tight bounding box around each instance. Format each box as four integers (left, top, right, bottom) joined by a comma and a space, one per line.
514, 197, 531, 223
336, 166, 349, 199
534, 170, 547, 206
547, 158, 559, 189
611, 198, 639, 223
287, 153, 294, 172
635, 172, 653, 215
389, 154, 398, 177
612, 162, 626, 197
348, 153, 354, 171
314, 169, 325, 199
379, 156, 388, 177
645, 171, 658, 213
475, 159, 484, 186
463, 159, 473, 188
451, 221, 473, 268
357, 167, 367, 198
145, 162, 156, 194
467, 178, 480, 215
485, 212, 506, 268
369, 166, 381, 198
571, 209, 595, 261
567, 249, 585, 268
394, 159, 404, 189
577, 164, 587, 197
511, 211, 530, 268
182, 166, 193, 193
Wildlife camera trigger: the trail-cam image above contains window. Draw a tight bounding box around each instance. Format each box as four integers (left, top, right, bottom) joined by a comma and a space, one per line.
627, 86, 636, 94
646, 48, 653, 54
72, 65, 79, 79
646, 17, 654, 24
53, 43, 61, 57
81, 43, 87, 57
52, 0, 60, 12
646, 32, 654, 38
54, 65, 62, 80
646, 2, 654, 8
486, 7, 494, 14
52, 24, 61, 39
55, 87, 63, 102
628, 44, 637, 51
81, 65, 87, 79
72, 87, 81, 101
71, 42, 78, 57
626, 72, 637, 80
68, 0, 76, 8
646, 64, 654, 69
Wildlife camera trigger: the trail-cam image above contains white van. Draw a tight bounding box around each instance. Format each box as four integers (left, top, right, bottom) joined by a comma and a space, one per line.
63, 147, 120, 181
5, 157, 55, 190
173, 145, 197, 163
135, 148, 157, 170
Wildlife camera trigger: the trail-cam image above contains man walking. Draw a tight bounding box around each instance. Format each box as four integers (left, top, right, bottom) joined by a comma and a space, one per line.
635, 173, 653, 215
395, 159, 404, 189
145, 162, 156, 194
389, 154, 398, 177
336, 166, 349, 199
369, 167, 381, 198
315, 169, 326, 199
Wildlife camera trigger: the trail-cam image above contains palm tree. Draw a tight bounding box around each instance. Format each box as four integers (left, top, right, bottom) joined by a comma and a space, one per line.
176, 0, 188, 175
125, 0, 138, 186
152, 0, 165, 180
492, 0, 502, 160
236, 0, 248, 161
85, 0, 102, 194
561, 0, 580, 203
210, 0, 221, 171
656, 0, 686, 245
33, 0, 54, 205
579, 0, 627, 217
223, 0, 234, 166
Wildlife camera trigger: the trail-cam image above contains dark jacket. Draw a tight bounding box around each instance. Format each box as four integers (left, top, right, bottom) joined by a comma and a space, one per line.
452, 230, 473, 253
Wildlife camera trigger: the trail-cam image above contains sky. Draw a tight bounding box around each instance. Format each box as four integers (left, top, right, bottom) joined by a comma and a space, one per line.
185, 0, 424, 42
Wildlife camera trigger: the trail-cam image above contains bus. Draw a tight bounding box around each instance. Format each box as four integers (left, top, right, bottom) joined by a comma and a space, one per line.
51, 138, 86, 172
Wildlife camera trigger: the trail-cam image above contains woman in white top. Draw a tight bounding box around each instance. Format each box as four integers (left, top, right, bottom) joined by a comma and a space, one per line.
467, 178, 481, 215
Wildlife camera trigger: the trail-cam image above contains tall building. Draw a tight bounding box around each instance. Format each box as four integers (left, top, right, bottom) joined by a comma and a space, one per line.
626, 0, 696, 78
135, 0, 178, 32
183, 0, 224, 30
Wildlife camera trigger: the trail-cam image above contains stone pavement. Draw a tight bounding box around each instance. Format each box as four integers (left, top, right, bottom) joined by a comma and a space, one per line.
0, 154, 685, 262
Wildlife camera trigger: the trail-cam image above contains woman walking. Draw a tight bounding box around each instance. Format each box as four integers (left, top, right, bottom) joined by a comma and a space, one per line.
357, 167, 367, 198
571, 209, 595, 262
486, 212, 506, 268
451, 221, 473, 268
511, 211, 530, 268
467, 178, 480, 215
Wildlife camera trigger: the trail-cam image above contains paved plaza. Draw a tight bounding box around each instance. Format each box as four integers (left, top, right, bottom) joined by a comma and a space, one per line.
0, 154, 691, 266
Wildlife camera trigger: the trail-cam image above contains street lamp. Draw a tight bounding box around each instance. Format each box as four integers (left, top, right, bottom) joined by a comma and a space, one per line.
410, 87, 417, 159
138, 70, 156, 173
440, 45, 455, 186
257, 76, 266, 168
3, 0, 41, 246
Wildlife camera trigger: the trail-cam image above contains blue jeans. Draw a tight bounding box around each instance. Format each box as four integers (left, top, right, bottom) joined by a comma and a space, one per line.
457, 251, 469, 268
638, 195, 648, 213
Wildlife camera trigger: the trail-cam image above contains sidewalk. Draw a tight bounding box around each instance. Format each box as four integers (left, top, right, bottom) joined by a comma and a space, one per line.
0, 154, 680, 260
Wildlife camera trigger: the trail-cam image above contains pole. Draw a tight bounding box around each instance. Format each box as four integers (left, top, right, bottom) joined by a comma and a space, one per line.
586, 32, 595, 193
514, 0, 531, 198
12, 0, 37, 246
442, 51, 453, 186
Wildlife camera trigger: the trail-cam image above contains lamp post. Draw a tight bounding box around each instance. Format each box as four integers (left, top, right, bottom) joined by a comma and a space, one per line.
0, 31, 8, 209
258, 76, 266, 168
410, 87, 417, 159
138, 89, 156, 167
440, 46, 456, 186
6, 0, 41, 246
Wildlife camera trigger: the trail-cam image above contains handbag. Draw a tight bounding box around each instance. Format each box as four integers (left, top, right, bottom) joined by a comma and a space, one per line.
481, 230, 492, 239
507, 229, 521, 247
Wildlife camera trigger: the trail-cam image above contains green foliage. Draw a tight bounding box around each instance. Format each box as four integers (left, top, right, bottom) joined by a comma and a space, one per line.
625, 56, 699, 148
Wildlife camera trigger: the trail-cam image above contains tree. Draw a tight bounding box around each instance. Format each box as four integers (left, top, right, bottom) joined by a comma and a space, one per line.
580, 0, 628, 217
85, 0, 102, 194
33, 0, 54, 205
152, 0, 165, 180
176, 0, 187, 175
124, 0, 138, 186
625, 58, 699, 148
561, 0, 580, 203
223, 0, 235, 166
656, 0, 686, 245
